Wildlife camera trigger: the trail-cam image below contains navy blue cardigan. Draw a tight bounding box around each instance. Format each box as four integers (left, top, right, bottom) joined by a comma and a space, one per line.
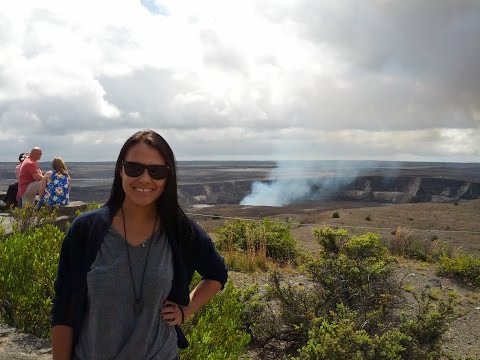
51, 206, 228, 350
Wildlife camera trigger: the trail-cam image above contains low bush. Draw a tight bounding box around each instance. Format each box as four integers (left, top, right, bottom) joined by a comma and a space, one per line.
294, 291, 453, 360
74, 201, 102, 217
267, 227, 453, 359
389, 227, 413, 256
10, 204, 59, 234
181, 281, 251, 360
294, 304, 412, 360
389, 227, 451, 262
241, 283, 278, 345
437, 253, 480, 286
215, 218, 297, 263
399, 288, 454, 359
223, 251, 269, 273
0, 224, 64, 338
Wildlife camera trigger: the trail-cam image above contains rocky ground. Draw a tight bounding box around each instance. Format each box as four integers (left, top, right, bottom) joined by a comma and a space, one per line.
0, 325, 50, 360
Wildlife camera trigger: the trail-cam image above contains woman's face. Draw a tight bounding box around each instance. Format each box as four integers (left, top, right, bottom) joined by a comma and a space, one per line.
121, 142, 168, 208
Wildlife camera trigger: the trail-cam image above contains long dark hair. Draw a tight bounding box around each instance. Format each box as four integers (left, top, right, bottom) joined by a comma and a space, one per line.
105, 129, 193, 259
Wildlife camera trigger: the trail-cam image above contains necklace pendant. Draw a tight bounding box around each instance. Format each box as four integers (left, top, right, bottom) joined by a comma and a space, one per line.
134, 300, 144, 317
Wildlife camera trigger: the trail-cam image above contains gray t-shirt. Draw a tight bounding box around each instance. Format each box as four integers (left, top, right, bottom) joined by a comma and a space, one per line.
74, 226, 178, 360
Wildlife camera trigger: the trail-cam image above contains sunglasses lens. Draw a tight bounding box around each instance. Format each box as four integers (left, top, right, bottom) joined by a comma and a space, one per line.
123, 161, 144, 177
148, 166, 169, 180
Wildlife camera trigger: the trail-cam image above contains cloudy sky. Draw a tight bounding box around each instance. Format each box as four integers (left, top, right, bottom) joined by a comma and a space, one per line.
1, 0, 479, 162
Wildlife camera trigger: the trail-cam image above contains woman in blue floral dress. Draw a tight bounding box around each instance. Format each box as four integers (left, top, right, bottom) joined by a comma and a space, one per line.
38, 157, 71, 206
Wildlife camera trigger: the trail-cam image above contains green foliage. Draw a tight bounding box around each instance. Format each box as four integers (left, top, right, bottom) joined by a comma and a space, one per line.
267, 270, 321, 343
309, 228, 397, 320
312, 227, 348, 254
399, 288, 454, 360
268, 227, 453, 359
294, 305, 411, 360
343, 232, 386, 260
0, 222, 5, 239
181, 281, 251, 360
0, 224, 64, 338
437, 253, 480, 286
10, 204, 59, 234
241, 283, 278, 345
74, 202, 102, 217
215, 218, 297, 263
332, 211, 340, 218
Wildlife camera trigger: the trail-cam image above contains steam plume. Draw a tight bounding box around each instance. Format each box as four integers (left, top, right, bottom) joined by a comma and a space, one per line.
240, 160, 392, 206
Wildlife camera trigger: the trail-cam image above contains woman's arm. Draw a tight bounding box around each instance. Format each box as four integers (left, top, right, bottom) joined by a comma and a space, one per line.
185, 279, 222, 318
38, 171, 52, 196
162, 279, 222, 325
51, 325, 73, 360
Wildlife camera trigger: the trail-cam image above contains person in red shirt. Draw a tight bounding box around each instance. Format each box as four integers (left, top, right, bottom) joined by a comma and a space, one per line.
17, 147, 44, 207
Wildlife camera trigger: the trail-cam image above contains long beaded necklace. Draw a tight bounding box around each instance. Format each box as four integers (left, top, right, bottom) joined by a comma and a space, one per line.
121, 207, 157, 317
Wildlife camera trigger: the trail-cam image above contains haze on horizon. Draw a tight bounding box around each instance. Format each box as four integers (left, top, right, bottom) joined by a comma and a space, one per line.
0, 1, 479, 163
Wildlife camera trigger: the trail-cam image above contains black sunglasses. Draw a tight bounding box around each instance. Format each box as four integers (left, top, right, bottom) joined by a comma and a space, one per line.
122, 160, 170, 180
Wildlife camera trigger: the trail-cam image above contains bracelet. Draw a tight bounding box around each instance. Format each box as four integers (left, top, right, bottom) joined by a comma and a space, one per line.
177, 304, 185, 325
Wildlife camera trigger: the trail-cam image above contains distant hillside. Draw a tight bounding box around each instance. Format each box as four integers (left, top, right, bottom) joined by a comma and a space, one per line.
1, 161, 479, 206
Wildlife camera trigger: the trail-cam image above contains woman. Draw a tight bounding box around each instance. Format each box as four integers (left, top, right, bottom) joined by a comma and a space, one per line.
51, 130, 228, 360
38, 157, 71, 207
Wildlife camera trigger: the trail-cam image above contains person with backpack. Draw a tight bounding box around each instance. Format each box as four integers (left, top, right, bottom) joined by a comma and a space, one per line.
0, 152, 29, 209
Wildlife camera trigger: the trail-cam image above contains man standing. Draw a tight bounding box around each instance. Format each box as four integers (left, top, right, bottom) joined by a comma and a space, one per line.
17, 147, 44, 207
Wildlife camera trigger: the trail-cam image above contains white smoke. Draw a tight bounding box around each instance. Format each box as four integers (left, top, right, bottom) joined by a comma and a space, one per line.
240, 160, 395, 206
240, 178, 315, 206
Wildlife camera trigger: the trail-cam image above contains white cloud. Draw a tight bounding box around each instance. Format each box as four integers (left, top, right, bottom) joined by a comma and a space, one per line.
0, 0, 479, 162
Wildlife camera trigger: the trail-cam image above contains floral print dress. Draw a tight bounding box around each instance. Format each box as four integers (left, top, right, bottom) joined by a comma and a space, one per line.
42, 171, 70, 206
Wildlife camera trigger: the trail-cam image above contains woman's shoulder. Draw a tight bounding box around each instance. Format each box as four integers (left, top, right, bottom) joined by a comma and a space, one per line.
70, 206, 111, 228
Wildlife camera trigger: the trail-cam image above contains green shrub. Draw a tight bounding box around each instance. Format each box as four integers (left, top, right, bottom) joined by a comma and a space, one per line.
74, 201, 102, 217
0, 224, 64, 338
241, 283, 278, 345
312, 227, 349, 255
223, 251, 269, 273
309, 228, 397, 321
294, 304, 412, 360
267, 227, 455, 359
0, 222, 5, 240
332, 212, 340, 218
215, 218, 297, 263
267, 270, 321, 344
437, 254, 480, 286
266, 228, 399, 352
10, 204, 59, 234
295, 296, 452, 360
181, 281, 251, 360
399, 289, 454, 359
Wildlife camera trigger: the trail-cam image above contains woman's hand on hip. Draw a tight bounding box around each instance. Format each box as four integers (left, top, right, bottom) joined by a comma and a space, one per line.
161, 300, 185, 326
